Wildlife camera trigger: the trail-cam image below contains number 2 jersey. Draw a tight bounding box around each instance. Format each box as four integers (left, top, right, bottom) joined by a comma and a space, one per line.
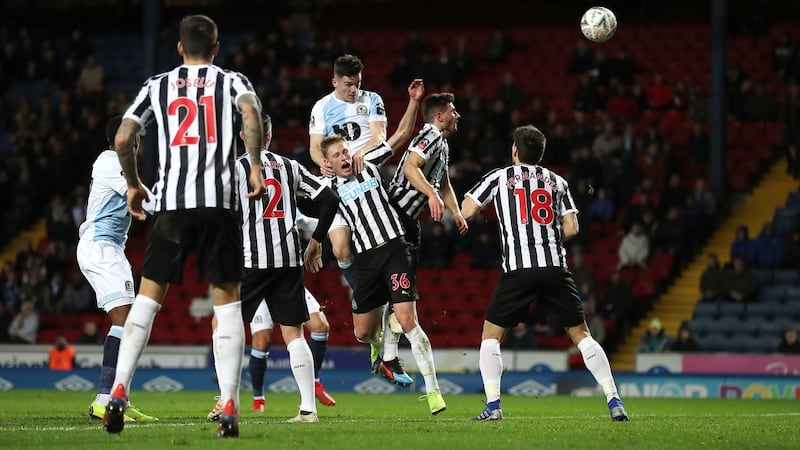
235, 151, 325, 269
308, 90, 387, 152
465, 164, 578, 272
123, 64, 258, 212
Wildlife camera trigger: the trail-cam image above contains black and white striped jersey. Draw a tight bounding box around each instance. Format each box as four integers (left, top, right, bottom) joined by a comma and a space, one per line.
123, 64, 258, 211
236, 151, 325, 269
325, 143, 404, 253
388, 123, 450, 219
465, 164, 578, 272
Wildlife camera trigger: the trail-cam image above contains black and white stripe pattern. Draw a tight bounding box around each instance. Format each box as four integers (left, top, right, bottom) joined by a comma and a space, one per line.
329, 143, 404, 253
236, 152, 325, 269
124, 64, 257, 211
465, 164, 577, 272
388, 124, 450, 219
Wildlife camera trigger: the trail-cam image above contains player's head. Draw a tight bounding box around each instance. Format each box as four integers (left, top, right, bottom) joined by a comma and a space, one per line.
422, 93, 459, 133
332, 54, 364, 103
178, 15, 219, 60
512, 125, 547, 165
106, 115, 139, 151
320, 135, 352, 178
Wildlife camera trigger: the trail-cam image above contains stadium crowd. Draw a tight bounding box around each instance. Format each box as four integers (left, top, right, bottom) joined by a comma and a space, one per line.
0, 4, 797, 354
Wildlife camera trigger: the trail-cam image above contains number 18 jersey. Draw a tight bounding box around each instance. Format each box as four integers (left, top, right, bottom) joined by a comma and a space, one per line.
465, 164, 577, 273
124, 64, 258, 212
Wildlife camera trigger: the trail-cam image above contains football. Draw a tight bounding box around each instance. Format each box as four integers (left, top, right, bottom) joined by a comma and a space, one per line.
580, 6, 617, 43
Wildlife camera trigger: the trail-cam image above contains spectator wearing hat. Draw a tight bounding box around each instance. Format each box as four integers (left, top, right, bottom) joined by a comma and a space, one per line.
638, 318, 670, 353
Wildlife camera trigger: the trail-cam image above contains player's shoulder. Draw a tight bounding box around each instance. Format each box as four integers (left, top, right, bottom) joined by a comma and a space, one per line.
92, 150, 122, 177
313, 92, 336, 107
539, 165, 569, 184
360, 89, 384, 101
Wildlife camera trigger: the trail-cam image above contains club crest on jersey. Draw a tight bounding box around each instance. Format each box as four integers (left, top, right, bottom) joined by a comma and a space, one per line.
356, 105, 368, 116
417, 138, 430, 150
338, 177, 379, 203
310, 115, 315, 128
124, 281, 133, 292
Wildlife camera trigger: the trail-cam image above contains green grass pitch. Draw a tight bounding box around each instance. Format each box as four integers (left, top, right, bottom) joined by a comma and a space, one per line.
1, 390, 797, 449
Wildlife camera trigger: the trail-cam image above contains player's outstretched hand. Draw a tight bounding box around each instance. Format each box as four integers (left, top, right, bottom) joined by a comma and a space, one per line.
247, 164, 266, 199
428, 193, 444, 222
454, 213, 469, 235
127, 184, 149, 221
304, 238, 323, 273
408, 79, 425, 101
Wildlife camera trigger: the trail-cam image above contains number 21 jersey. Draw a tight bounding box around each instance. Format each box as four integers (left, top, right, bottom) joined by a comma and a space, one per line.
465, 164, 577, 272
123, 64, 258, 212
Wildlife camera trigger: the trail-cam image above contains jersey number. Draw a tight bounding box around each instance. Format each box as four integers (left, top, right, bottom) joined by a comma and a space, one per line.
390, 273, 411, 291
514, 188, 554, 225
262, 178, 285, 219
168, 96, 218, 147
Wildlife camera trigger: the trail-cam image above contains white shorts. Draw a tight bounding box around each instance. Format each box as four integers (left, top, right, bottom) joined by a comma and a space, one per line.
76, 239, 135, 313
249, 288, 321, 334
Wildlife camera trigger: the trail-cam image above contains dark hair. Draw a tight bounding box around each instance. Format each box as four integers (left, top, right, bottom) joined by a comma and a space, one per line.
262, 113, 272, 132
422, 93, 455, 123
179, 15, 218, 58
106, 115, 123, 145
320, 135, 346, 158
334, 54, 364, 78
513, 125, 547, 164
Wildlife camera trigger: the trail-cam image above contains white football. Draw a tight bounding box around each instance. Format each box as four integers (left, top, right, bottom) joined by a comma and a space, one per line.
581, 6, 617, 43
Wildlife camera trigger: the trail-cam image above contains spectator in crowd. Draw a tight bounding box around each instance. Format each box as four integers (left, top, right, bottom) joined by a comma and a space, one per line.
782, 230, 800, 268
772, 31, 796, 80
606, 47, 635, 85
18, 266, 51, 312
0, 302, 12, 342
687, 122, 710, 164
77, 54, 105, 94
567, 39, 594, 74
617, 222, 649, 269
570, 252, 594, 290
645, 72, 672, 110
494, 71, 524, 111
699, 253, 726, 302
8, 300, 38, 344
602, 270, 634, 333
777, 327, 800, 354
504, 322, 536, 350
729, 225, 753, 266
583, 294, 606, 345
482, 28, 511, 63
586, 187, 615, 223
49, 333, 76, 370
592, 121, 623, 156
2, 266, 20, 314
58, 271, 94, 313
670, 323, 699, 352
779, 83, 800, 178
638, 318, 670, 353
721, 256, 759, 303
740, 81, 777, 122
470, 230, 501, 269
78, 320, 103, 345
751, 222, 783, 268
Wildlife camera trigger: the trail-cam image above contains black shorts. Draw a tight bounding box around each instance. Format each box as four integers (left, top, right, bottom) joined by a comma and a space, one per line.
486, 267, 585, 329
142, 208, 243, 284
351, 238, 418, 314
241, 266, 308, 327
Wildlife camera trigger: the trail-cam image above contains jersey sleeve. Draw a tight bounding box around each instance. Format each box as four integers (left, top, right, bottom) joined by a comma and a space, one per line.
123, 81, 154, 128
294, 161, 326, 199
465, 168, 502, 208
100, 157, 129, 197
364, 142, 394, 166
407, 125, 441, 160
560, 179, 579, 216
231, 72, 260, 112
368, 92, 388, 123
309, 99, 326, 135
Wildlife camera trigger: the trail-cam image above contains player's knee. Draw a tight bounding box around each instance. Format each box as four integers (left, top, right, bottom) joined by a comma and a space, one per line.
306, 313, 329, 334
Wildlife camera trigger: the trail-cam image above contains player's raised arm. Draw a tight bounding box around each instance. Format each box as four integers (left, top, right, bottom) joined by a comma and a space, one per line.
386, 79, 425, 150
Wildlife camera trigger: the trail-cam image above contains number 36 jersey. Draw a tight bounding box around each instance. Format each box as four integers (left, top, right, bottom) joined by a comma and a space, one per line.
124, 64, 258, 212
465, 164, 577, 273
308, 90, 387, 152
235, 151, 325, 269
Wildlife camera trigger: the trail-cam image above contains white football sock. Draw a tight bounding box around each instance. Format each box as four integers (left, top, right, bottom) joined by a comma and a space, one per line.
577, 336, 620, 402
213, 301, 245, 410
479, 338, 503, 404
404, 325, 439, 393
381, 307, 401, 361
287, 337, 316, 413
112, 295, 160, 394
211, 326, 224, 394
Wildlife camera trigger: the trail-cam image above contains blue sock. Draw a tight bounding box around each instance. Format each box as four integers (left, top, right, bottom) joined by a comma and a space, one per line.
249, 349, 268, 398
338, 260, 358, 290
100, 326, 123, 395
488, 399, 501, 410
309, 332, 328, 379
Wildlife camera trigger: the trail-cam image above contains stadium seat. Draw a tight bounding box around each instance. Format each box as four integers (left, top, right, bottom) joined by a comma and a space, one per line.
760, 286, 787, 303
752, 269, 773, 285
772, 269, 799, 286
744, 336, 780, 353
693, 302, 719, 319
786, 286, 800, 301
719, 302, 746, 319
746, 303, 773, 320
